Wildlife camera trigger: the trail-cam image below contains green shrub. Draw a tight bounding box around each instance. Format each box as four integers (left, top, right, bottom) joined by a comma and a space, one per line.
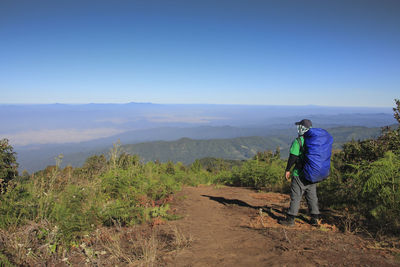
0, 183, 34, 228
50, 185, 97, 243
361, 151, 400, 231
0, 139, 18, 193
99, 198, 143, 226
223, 158, 285, 190
318, 99, 400, 234
82, 154, 107, 176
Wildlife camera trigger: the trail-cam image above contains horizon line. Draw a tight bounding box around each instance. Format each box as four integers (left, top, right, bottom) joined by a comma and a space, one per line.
0, 101, 394, 109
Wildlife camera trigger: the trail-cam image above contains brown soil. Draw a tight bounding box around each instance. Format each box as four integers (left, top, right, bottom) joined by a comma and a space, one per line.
161, 185, 399, 267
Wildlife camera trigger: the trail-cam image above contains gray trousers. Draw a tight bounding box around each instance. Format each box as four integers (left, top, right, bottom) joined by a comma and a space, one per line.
287, 175, 320, 216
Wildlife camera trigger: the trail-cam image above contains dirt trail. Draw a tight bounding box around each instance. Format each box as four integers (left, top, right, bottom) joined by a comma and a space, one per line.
162, 186, 398, 267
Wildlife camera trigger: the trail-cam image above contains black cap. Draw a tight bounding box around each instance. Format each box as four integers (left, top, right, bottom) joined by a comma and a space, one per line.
295, 119, 312, 128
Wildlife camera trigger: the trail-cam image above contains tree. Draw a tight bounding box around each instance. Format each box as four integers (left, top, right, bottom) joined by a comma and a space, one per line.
0, 139, 18, 192
393, 99, 400, 124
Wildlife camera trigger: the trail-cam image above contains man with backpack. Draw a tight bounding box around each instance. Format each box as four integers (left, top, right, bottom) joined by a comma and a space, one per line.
279, 119, 333, 227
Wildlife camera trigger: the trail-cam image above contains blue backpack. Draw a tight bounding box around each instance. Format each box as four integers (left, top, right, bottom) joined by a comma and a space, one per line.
299, 128, 333, 183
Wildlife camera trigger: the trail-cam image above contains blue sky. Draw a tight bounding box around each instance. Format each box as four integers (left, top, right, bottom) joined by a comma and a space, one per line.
1, 0, 399, 107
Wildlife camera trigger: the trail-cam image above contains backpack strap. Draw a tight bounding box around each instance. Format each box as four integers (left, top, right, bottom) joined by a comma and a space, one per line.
297, 137, 303, 153
296, 136, 305, 170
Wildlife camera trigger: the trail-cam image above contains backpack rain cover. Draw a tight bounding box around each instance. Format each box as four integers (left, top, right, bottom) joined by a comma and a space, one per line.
303, 128, 333, 183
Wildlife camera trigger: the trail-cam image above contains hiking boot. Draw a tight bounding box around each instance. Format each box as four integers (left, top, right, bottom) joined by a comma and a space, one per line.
278, 214, 295, 226
310, 214, 320, 226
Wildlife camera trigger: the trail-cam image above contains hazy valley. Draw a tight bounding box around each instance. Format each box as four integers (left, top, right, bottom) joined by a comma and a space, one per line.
1, 103, 394, 172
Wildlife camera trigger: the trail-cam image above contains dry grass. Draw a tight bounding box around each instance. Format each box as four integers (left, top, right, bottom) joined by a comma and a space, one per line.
170, 225, 193, 250
137, 231, 159, 267
338, 208, 362, 234
0, 220, 193, 266
86, 225, 192, 266
93, 227, 136, 265
0, 221, 61, 266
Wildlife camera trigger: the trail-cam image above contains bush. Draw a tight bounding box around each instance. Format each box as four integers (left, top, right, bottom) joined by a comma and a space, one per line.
0, 139, 18, 193
361, 151, 400, 231
50, 185, 97, 243
0, 151, 192, 250
82, 154, 107, 176
318, 99, 400, 234
222, 157, 286, 191
0, 183, 34, 228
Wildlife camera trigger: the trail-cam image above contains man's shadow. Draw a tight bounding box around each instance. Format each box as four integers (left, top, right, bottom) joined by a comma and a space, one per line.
201, 194, 285, 221
201, 195, 314, 224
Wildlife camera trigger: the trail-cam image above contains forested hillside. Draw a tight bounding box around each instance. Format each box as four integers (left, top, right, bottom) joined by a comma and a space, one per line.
47, 125, 385, 171
123, 136, 288, 164
120, 125, 383, 163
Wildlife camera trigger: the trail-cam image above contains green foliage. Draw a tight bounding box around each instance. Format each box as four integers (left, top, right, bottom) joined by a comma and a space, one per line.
338, 126, 400, 166
51, 185, 97, 243
190, 159, 202, 173
113, 126, 383, 165
99, 198, 142, 227
0, 139, 18, 193
82, 154, 107, 176
0, 147, 215, 252
117, 153, 139, 170
123, 136, 290, 164
194, 157, 243, 173
165, 161, 175, 175
319, 150, 400, 233
0, 183, 34, 228
0, 154, 172, 247
361, 152, 400, 228
319, 99, 400, 234
218, 150, 286, 191
97, 162, 182, 227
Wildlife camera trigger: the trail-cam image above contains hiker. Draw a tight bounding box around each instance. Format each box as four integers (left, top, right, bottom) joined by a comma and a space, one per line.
279, 119, 320, 226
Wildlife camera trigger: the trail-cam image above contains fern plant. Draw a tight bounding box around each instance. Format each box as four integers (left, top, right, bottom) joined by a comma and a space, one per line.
361, 151, 400, 230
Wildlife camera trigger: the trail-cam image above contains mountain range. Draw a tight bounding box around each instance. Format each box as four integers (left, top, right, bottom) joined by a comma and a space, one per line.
17, 125, 385, 172
1, 103, 395, 172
